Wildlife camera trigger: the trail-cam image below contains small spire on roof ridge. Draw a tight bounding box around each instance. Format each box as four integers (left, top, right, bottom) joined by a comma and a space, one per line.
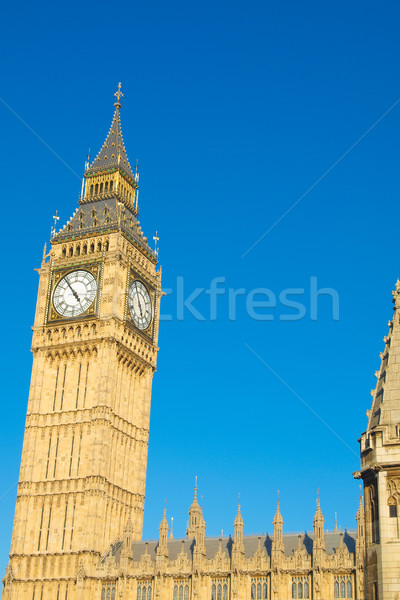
334, 512, 339, 533
169, 517, 174, 539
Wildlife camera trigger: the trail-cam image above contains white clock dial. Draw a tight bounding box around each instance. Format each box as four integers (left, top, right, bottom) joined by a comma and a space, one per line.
53, 270, 97, 317
128, 280, 152, 330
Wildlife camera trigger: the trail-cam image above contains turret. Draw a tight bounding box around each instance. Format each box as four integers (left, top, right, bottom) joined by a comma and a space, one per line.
271, 499, 284, 561
313, 497, 325, 551
232, 497, 245, 560
157, 506, 169, 558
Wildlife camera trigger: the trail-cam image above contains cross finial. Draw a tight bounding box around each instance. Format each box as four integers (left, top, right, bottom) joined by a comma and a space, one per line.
114, 82, 124, 107
50, 210, 60, 238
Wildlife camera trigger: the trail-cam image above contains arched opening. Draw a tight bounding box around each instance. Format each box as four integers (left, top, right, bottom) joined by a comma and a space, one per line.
83, 245, 87, 255
62, 248, 66, 258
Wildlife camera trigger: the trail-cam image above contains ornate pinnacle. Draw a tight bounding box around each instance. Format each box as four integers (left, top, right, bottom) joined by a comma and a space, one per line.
114, 82, 124, 108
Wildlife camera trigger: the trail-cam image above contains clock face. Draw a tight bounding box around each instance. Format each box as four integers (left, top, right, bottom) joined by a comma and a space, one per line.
53, 270, 97, 318
128, 280, 152, 330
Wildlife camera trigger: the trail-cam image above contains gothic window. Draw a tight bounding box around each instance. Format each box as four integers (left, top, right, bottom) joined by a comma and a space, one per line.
173, 586, 178, 600
147, 588, 151, 600
304, 582, 309, 599
101, 588, 105, 600
334, 580, 339, 598
90, 243, 95, 253
110, 180, 113, 191
137, 587, 141, 600
93, 219, 99, 227
95, 184, 99, 194
298, 582, 303, 599
347, 580, 352, 598
91, 209, 97, 218
105, 240, 109, 251
100, 183, 103, 193
76, 246, 80, 256
179, 585, 183, 600
263, 583, 267, 599
111, 588, 116, 600
106, 587, 111, 600
83, 244, 87, 255
142, 586, 146, 600
257, 583, 261, 599
340, 580, 345, 598
217, 584, 222, 600
223, 585, 227, 600
211, 584, 216, 600
69, 247, 73, 257
90, 185, 94, 195
97, 242, 102, 252
62, 248, 67, 258
105, 182, 109, 192
292, 582, 297, 599
251, 583, 256, 599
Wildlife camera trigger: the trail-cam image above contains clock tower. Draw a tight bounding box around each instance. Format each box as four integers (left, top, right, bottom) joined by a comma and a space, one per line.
3, 86, 161, 600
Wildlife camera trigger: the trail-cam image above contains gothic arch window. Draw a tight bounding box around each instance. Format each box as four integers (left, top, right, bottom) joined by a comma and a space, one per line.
90, 185, 94, 196
147, 587, 151, 600
334, 580, 339, 598
105, 182, 109, 192
347, 580, 352, 598
105, 241, 109, 251
257, 583, 261, 599
90, 243, 95, 253
179, 585, 183, 600
76, 246, 80, 256
110, 180, 113, 191
100, 183, 103, 193
340, 580, 345, 598
69, 247, 73, 257
83, 245, 87, 255
217, 584, 222, 600
95, 184, 99, 194
184, 585, 189, 600
223, 585, 227, 600
111, 587, 116, 600
211, 584, 216, 600
91, 209, 97, 218
263, 583, 267, 599
173, 586, 178, 600
251, 583, 256, 599
142, 586, 146, 600
101, 588, 105, 600
106, 587, 111, 600
137, 587, 141, 600
292, 582, 297, 599
298, 582, 303, 599
304, 582, 309, 599
388, 496, 397, 517
97, 242, 102, 252
62, 248, 67, 258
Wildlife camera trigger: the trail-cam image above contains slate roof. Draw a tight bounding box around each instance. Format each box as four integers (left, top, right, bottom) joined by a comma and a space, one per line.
85, 101, 135, 181
104, 531, 357, 564
52, 198, 155, 260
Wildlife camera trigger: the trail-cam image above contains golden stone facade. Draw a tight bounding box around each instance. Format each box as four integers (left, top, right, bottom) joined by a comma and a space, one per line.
2, 87, 400, 599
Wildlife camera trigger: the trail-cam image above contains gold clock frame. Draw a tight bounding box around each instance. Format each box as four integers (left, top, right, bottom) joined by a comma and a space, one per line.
125, 270, 156, 341
47, 263, 102, 324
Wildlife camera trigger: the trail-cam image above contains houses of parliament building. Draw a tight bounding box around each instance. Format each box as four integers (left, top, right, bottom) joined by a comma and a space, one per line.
2, 86, 400, 600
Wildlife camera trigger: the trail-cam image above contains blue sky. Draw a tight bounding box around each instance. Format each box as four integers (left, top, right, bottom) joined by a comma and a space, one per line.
1, 0, 400, 574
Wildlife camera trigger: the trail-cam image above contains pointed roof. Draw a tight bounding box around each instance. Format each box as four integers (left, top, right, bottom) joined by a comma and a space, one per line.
366, 280, 400, 432
234, 498, 244, 527
159, 505, 168, 530
273, 500, 283, 525
313, 497, 324, 524
85, 83, 135, 181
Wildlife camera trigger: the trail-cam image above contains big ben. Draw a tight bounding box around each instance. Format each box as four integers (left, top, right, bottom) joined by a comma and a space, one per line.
2, 85, 161, 600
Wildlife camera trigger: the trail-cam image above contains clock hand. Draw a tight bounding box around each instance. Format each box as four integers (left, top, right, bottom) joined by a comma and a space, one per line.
65, 277, 81, 302
138, 296, 144, 317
